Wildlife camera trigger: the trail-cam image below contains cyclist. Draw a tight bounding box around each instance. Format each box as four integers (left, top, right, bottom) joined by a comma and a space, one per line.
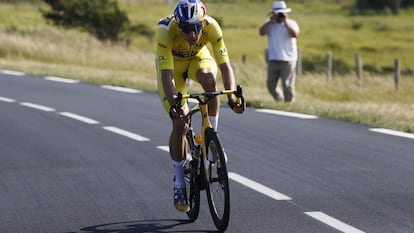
156, 0, 244, 212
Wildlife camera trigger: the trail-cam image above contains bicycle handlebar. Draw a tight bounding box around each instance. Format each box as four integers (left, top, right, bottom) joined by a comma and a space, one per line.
174, 85, 245, 111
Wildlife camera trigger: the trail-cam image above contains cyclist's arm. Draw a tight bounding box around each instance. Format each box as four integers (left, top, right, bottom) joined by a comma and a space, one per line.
205, 17, 235, 98
218, 62, 235, 95
157, 16, 176, 108
161, 69, 176, 107
205, 16, 243, 113
218, 62, 243, 113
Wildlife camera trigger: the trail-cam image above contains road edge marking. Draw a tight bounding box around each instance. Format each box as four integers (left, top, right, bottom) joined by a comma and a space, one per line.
229, 172, 292, 201
44, 76, 80, 84
305, 211, 365, 233
1, 70, 24, 76
255, 109, 318, 119
369, 128, 414, 139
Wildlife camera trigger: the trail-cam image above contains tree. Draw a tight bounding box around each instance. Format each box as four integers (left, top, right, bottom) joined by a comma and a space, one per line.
389, 0, 402, 14
354, 0, 412, 14
42, 0, 129, 42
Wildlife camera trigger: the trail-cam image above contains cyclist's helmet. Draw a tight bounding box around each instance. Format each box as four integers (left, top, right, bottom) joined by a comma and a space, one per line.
174, 0, 206, 26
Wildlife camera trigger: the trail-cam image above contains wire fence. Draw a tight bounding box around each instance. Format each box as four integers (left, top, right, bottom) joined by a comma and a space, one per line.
251, 49, 405, 93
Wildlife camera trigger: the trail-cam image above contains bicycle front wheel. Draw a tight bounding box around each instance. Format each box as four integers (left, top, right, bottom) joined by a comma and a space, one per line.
204, 128, 230, 232
184, 158, 200, 221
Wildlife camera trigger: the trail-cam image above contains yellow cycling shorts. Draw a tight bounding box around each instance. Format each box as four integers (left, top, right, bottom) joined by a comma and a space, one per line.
157, 46, 218, 114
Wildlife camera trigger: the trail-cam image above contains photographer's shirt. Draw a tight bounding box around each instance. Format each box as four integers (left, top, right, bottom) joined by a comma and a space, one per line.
266, 19, 299, 62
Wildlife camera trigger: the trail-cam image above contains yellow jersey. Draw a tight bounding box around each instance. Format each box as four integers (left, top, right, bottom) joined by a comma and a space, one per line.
156, 14, 230, 70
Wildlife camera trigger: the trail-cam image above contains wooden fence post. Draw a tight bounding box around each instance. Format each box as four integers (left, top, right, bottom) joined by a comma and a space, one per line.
355, 53, 363, 86
242, 54, 247, 64
394, 59, 401, 94
326, 51, 332, 82
13, 0, 18, 11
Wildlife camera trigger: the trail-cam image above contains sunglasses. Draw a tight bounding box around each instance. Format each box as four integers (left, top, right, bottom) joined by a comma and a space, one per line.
179, 23, 203, 33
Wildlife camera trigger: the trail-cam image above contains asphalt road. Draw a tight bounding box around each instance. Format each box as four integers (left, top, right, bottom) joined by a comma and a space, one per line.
1, 70, 413, 233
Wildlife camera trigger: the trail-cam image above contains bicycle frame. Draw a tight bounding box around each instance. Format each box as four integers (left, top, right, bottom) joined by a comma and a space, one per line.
176, 88, 243, 182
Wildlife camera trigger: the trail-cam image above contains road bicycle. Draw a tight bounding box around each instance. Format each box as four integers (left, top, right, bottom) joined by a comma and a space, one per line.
174, 85, 245, 232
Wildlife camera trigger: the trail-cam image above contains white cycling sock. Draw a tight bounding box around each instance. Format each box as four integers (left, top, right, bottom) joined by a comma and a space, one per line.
173, 160, 185, 188
209, 114, 219, 131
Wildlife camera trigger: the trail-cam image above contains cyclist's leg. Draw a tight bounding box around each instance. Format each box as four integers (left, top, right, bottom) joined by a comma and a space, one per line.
157, 59, 190, 211
171, 114, 191, 212
157, 59, 190, 161
188, 47, 219, 130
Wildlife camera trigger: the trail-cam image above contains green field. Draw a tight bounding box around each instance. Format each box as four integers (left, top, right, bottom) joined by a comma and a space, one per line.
1, 0, 413, 132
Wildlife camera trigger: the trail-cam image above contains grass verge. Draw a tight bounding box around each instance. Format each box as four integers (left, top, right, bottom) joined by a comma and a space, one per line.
0, 1, 413, 133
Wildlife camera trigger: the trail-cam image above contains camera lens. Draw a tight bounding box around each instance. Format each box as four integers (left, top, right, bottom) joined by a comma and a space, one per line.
278, 13, 285, 18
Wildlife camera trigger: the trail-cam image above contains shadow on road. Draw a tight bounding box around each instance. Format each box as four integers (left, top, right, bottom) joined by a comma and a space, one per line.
63, 219, 218, 233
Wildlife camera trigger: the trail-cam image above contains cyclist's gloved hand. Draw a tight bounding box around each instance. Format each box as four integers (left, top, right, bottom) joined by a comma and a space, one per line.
228, 97, 244, 114
170, 106, 186, 119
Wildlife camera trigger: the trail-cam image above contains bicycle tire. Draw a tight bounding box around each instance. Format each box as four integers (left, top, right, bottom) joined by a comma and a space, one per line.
185, 131, 200, 221
204, 128, 230, 232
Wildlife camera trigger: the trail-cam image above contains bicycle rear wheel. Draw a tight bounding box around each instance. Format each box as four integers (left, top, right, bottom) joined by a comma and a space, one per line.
184, 131, 200, 221
204, 128, 230, 232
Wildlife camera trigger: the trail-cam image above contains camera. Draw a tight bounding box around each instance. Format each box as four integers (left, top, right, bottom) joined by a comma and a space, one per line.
278, 13, 285, 19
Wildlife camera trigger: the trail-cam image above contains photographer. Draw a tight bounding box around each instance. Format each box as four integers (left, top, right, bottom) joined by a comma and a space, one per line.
259, 1, 300, 103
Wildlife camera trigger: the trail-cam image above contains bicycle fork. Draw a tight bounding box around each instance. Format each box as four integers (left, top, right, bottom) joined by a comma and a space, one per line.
186, 128, 207, 190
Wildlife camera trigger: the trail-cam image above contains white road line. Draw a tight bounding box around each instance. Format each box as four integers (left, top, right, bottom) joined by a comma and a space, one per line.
305, 211, 365, 233
20, 102, 55, 112
0, 70, 24, 76
157, 145, 170, 152
103, 126, 150, 142
369, 128, 414, 140
58, 112, 99, 124
0, 96, 16, 103
101, 85, 142, 93
255, 109, 318, 119
44, 76, 80, 84
228, 172, 292, 201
